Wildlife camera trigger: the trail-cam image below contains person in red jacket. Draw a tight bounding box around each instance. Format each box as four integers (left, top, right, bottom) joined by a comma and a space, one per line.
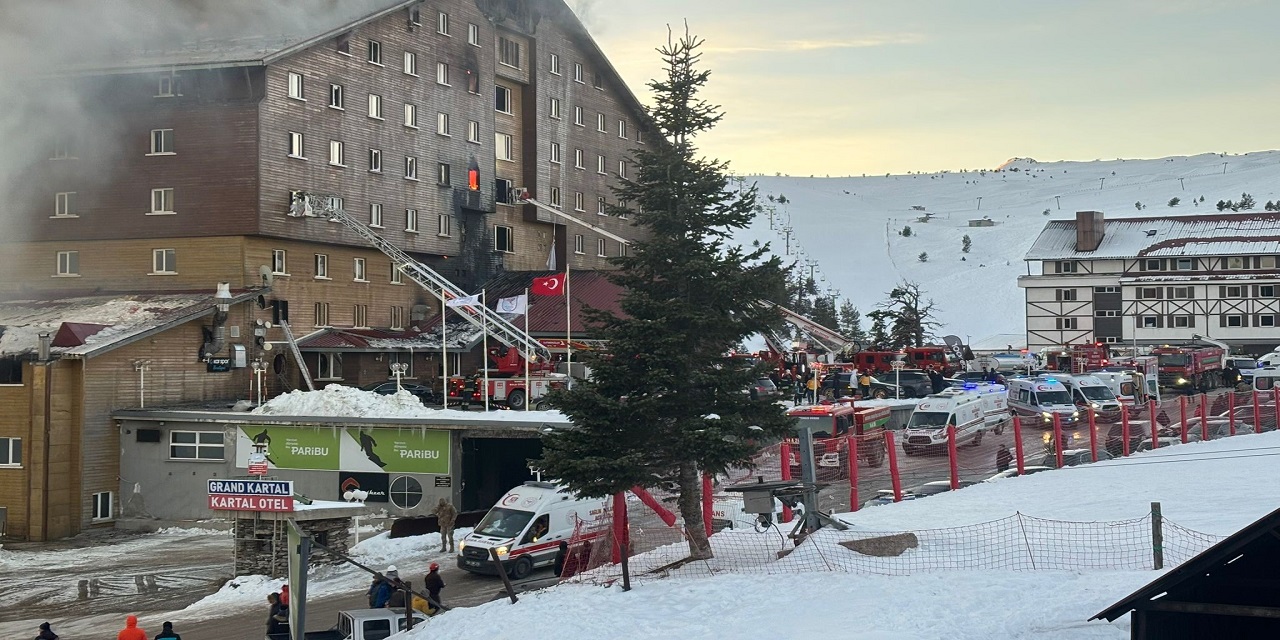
117, 615, 146, 640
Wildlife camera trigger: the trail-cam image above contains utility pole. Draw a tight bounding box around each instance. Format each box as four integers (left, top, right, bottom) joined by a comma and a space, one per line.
1222, 162, 1229, 175
1054, 195, 1061, 210
782, 226, 793, 255
976, 196, 982, 210
1099, 178, 1105, 190
1178, 177, 1185, 191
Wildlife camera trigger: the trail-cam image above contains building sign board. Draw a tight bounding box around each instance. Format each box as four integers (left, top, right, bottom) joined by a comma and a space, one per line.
206, 357, 232, 372
235, 426, 450, 475
207, 479, 294, 512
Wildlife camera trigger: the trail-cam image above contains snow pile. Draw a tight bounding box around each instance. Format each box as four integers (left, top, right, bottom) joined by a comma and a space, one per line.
0, 294, 208, 356
253, 385, 570, 422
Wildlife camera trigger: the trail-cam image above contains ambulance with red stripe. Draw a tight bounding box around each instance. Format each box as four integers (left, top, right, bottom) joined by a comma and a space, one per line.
457, 482, 608, 579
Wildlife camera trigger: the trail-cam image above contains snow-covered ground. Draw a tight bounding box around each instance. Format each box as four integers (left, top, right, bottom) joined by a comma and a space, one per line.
399, 430, 1280, 639
253, 385, 569, 422
737, 151, 1280, 344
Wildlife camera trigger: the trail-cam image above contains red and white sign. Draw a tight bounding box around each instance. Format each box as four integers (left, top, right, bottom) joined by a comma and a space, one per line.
208, 494, 294, 512
247, 463, 269, 476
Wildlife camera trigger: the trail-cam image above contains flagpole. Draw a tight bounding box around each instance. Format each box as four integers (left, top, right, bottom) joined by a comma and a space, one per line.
565, 259, 572, 389
441, 289, 448, 409
482, 290, 490, 412
524, 287, 531, 411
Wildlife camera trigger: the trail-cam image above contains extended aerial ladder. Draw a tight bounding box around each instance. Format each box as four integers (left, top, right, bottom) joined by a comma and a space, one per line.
288, 192, 551, 362
516, 194, 856, 354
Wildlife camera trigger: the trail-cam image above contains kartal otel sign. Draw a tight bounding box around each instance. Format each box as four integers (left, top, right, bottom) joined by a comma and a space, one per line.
207, 479, 295, 512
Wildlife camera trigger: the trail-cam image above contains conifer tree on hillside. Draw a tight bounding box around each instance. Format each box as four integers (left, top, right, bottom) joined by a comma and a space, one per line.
838, 301, 868, 344
879, 281, 940, 349
538, 31, 790, 560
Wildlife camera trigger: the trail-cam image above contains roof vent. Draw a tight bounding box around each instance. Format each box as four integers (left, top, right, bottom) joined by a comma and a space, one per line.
1145, 229, 1158, 237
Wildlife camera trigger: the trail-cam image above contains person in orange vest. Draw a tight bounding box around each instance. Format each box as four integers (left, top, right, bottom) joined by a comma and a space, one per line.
116, 615, 146, 640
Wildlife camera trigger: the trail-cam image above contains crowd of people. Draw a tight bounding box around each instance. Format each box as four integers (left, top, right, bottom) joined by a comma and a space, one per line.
367, 562, 446, 617
34, 616, 181, 640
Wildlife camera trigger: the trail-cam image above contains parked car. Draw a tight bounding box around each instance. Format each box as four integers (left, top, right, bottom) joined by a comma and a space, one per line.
819, 371, 857, 400
863, 480, 977, 507
868, 370, 933, 399
1218, 405, 1276, 432
984, 466, 1054, 482
1038, 448, 1114, 468
360, 380, 438, 405
952, 371, 1006, 385
748, 378, 780, 400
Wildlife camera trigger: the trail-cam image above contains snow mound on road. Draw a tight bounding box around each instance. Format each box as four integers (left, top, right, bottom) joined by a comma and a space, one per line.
253, 385, 569, 422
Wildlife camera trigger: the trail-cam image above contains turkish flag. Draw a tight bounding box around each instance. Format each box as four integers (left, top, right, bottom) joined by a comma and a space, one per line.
531, 273, 566, 296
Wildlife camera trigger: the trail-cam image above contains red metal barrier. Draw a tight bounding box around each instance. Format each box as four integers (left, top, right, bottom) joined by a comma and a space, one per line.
1149, 399, 1159, 450
1087, 406, 1098, 462
701, 473, 713, 538
1121, 407, 1131, 457
1228, 391, 1236, 436
1052, 412, 1065, 469
946, 425, 960, 490
1198, 394, 1209, 441
1013, 415, 1025, 475
1253, 390, 1262, 435
1179, 395, 1189, 444
611, 492, 628, 563
630, 486, 677, 527
846, 435, 859, 512
1273, 389, 1279, 432
779, 442, 793, 523
884, 430, 903, 502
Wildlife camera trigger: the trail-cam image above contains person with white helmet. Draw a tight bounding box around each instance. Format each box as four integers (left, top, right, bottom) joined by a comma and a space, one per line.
367, 565, 400, 608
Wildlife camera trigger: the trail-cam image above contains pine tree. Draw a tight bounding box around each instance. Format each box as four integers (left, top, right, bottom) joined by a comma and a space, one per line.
866, 310, 891, 349
838, 301, 868, 343
538, 32, 790, 560
1239, 192, 1256, 210
879, 282, 940, 349
961, 235, 972, 253
918, 251, 928, 262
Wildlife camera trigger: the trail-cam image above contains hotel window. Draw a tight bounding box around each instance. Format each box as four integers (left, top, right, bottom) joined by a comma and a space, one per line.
1261, 285, 1276, 297
596, 238, 606, 257
1225, 314, 1244, 327
467, 69, 480, 94
1056, 261, 1076, 273
1172, 286, 1194, 299
1094, 310, 1119, 317
496, 133, 513, 161
1094, 286, 1119, 293
437, 112, 450, 136
367, 39, 383, 65
1139, 287, 1161, 299
151, 248, 177, 274
150, 188, 175, 213
329, 83, 344, 109
1172, 315, 1192, 328
406, 209, 419, 232
549, 97, 561, 119
618, 161, 627, 178
637, 129, 645, 144
314, 303, 331, 327
437, 214, 452, 237
574, 148, 584, 169
467, 120, 480, 143
0, 437, 21, 466
1260, 315, 1277, 328
1054, 289, 1077, 301
390, 306, 405, 330
1262, 256, 1277, 269
597, 196, 606, 215
618, 120, 628, 139
550, 187, 562, 208
390, 263, 404, 284
1174, 258, 1195, 271
1141, 316, 1158, 328
404, 103, 418, 128
314, 253, 329, 278
157, 75, 177, 97
593, 72, 604, 90
437, 11, 450, 35
494, 225, 514, 253
272, 249, 287, 275
495, 178, 513, 204
437, 162, 451, 186
573, 106, 583, 126
574, 191, 584, 212
92, 491, 113, 521
56, 251, 79, 276
404, 156, 418, 180
369, 203, 383, 227
369, 148, 382, 172
597, 112, 606, 132
1224, 285, 1244, 298
1055, 317, 1077, 330
287, 72, 304, 100
498, 37, 520, 68
403, 51, 418, 76
169, 431, 224, 461
354, 304, 369, 328
550, 53, 561, 75
368, 93, 383, 119
574, 234, 584, 254
618, 242, 627, 257
550, 142, 561, 164
328, 140, 345, 166
495, 85, 512, 114
336, 32, 351, 55
150, 128, 174, 154
317, 352, 342, 379
573, 62, 584, 83
468, 23, 480, 46
437, 62, 450, 86
1143, 259, 1161, 271
288, 131, 304, 158
1226, 256, 1246, 270
597, 155, 606, 174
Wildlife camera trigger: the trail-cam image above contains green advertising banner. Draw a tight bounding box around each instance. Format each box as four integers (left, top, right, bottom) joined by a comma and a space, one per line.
239, 426, 341, 471
236, 425, 450, 474
345, 428, 450, 475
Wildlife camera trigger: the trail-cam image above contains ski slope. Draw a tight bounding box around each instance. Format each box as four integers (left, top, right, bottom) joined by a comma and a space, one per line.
735, 150, 1280, 346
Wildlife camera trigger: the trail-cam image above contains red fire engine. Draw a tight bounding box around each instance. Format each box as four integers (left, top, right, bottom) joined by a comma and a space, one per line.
448, 344, 569, 410
848, 346, 950, 374
784, 403, 889, 479
1150, 344, 1224, 392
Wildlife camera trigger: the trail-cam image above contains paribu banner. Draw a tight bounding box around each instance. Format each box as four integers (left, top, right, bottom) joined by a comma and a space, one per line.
236, 425, 449, 475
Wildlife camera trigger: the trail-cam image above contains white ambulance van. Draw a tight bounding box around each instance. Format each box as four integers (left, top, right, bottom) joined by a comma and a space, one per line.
953, 383, 1012, 435
457, 482, 609, 579
1007, 376, 1080, 427
902, 391, 987, 455
1055, 374, 1124, 421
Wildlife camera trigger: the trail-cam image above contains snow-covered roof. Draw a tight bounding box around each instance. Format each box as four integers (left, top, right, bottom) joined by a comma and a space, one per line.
0, 292, 256, 358
1024, 212, 1280, 261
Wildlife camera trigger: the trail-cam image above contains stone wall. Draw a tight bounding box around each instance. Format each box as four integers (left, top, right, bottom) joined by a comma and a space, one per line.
233, 515, 353, 577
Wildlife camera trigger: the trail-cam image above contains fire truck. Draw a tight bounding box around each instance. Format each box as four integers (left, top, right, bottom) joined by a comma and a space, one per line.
784, 403, 889, 479
1039, 343, 1110, 372
1151, 344, 1225, 392
447, 344, 570, 410
848, 346, 950, 374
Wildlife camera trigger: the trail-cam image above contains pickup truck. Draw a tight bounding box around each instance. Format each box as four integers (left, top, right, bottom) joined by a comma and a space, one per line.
266, 608, 427, 640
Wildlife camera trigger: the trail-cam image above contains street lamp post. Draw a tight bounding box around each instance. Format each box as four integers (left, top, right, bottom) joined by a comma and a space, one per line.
251, 358, 267, 406
891, 356, 906, 400
390, 362, 408, 392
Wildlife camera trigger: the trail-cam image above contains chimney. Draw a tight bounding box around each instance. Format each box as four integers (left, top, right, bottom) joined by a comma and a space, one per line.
1075, 210, 1105, 252
38, 332, 52, 361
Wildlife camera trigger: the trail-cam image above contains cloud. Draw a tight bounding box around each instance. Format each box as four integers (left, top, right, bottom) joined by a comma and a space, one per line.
704, 33, 924, 54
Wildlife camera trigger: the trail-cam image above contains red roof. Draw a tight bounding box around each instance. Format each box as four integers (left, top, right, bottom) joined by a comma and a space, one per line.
51, 322, 110, 347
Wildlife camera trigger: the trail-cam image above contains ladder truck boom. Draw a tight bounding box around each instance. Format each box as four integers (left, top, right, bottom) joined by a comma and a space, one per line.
519, 194, 854, 353
289, 192, 550, 362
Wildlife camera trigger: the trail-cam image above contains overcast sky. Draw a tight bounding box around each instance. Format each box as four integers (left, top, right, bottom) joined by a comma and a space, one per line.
584, 0, 1280, 176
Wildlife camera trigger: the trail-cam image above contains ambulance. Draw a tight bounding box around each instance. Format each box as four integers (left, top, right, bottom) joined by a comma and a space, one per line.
1054, 374, 1124, 421
952, 383, 1012, 435
457, 482, 609, 579
1006, 376, 1080, 427
902, 391, 987, 455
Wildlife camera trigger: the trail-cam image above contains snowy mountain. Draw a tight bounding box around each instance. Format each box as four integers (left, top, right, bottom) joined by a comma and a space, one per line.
734, 150, 1280, 346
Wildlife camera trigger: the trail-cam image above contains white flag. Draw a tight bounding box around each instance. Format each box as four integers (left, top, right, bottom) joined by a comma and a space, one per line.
496, 294, 528, 316
445, 293, 481, 308
546, 241, 557, 271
